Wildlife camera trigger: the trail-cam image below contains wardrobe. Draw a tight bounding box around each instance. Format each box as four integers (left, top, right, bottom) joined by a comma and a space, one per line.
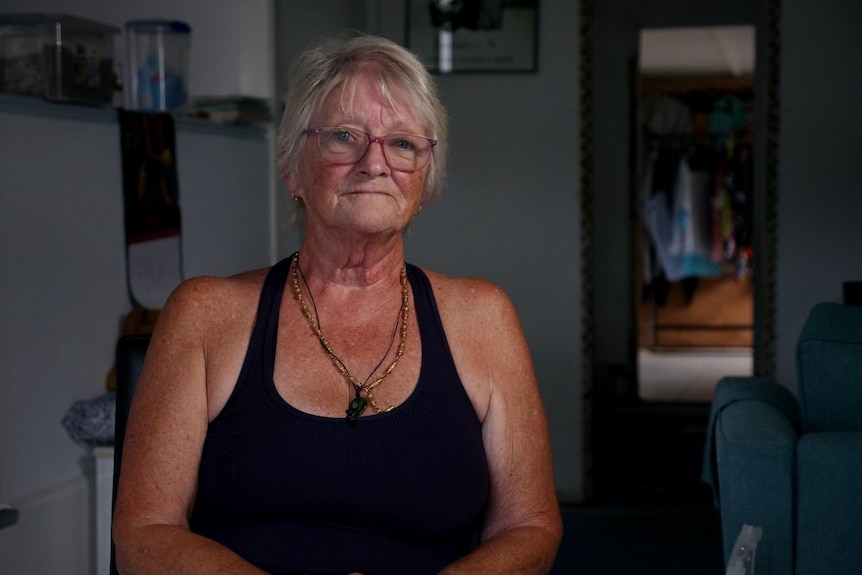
637, 75, 755, 349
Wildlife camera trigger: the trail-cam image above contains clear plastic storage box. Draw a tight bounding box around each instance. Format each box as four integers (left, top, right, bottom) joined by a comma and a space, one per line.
125, 20, 191, 111
0, 13, 119, 104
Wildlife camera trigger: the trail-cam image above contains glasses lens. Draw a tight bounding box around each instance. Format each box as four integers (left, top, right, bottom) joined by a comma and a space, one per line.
383, 134, 433, 171
314, 128, 434, 172
317, 128, 364, 161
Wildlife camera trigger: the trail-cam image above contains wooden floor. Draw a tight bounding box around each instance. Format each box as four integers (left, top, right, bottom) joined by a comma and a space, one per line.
641, 274, 753, 348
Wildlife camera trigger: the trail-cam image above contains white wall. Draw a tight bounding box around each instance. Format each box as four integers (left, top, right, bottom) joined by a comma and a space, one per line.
0, 105, 273, 575
0, 2, 276, 573
0, 110, 132, 575
774, 0, 862, 388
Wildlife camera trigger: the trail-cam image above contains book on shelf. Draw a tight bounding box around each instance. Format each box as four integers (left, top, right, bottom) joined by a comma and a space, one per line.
188, 95, 272, 124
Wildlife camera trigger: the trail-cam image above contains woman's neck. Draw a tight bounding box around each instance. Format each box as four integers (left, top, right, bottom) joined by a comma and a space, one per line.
296, 234, 406, 292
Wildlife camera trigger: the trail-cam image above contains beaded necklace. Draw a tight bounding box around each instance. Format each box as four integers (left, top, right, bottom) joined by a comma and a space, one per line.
290, 253, 409, 426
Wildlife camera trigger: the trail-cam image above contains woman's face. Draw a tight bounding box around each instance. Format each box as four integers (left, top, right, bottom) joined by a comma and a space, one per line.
286, 70, 430, 240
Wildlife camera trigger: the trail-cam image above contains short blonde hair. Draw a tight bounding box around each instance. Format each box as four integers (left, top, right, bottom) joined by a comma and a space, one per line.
277, 33, 448, 229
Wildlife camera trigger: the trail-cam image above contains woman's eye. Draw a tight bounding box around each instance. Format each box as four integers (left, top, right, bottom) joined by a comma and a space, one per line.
333, 129, 354, 143
391, 137, 415, 150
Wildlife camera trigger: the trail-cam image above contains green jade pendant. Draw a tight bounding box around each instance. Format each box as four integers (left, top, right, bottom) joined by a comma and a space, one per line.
346, 394, 367, 425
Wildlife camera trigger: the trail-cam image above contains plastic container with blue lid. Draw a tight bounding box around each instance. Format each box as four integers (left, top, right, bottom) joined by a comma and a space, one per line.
125, 19, 191, 111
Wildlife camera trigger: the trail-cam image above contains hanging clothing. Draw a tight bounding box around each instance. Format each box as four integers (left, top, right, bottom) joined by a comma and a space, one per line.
644, 145, 722, 282
708, 95, 748, 150
641, 94, 695, 137
672, 147, 722, 279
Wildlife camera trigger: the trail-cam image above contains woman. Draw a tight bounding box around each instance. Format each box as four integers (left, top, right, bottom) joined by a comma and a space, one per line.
112, 33, 562, 575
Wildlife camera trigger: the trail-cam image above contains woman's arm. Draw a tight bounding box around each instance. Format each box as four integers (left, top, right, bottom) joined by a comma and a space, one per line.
112, 276, 267, 575
437, 278, 563, 575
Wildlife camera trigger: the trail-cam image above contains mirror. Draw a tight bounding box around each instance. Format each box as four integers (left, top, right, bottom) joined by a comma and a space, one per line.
578, 0, 781, 498
636, 25, 755, 403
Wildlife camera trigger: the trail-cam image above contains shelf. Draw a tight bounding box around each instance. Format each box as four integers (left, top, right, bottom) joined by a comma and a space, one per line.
0, 93, 269, 140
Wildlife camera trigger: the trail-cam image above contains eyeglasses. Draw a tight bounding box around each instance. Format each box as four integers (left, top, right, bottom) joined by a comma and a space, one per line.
306, 126, 437, 172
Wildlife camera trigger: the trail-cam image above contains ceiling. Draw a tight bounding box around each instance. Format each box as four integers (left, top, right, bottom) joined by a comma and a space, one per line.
639, 25, 755, 77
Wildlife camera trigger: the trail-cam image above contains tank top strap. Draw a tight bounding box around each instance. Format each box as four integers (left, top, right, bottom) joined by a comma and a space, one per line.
261, 254, 293, 351
235, 253, 294, 393
406, 263, 460, 376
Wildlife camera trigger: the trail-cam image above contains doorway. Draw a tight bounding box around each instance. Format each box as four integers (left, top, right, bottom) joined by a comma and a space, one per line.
635, 26, 756, 404
582, 0, 780, 505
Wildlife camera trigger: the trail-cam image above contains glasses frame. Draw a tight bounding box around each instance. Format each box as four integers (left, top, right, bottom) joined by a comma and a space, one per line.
306, 126, 438, 173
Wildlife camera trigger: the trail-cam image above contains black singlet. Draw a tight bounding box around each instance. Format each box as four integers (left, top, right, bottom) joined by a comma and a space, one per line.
189, 256, 490, 575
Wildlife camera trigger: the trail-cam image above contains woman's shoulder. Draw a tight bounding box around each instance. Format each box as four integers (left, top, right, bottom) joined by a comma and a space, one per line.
420, 267, 512, 305
417, 268, 531, 422
418, 267, 519, 329
158, 266, 271, 331
171, 267, 268, 303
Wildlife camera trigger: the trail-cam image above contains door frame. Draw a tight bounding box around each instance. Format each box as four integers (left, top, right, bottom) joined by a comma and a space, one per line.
578, 0, 782, 499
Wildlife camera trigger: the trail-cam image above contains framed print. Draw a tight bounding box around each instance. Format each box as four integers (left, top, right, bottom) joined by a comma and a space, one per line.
407, 0, 539, 73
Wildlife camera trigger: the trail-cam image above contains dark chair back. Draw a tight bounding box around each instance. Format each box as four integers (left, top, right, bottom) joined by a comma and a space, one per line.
111, 334, 151, 575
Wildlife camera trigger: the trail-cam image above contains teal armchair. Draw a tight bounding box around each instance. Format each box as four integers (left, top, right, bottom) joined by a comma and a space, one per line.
704, 302, 862, 575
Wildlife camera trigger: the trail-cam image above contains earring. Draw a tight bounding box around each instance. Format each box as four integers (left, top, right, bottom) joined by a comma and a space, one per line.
291, 192, 301, 203
414, 204, 423, 215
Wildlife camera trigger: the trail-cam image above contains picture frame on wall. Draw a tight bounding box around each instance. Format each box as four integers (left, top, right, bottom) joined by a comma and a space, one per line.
407, 0, 539, 73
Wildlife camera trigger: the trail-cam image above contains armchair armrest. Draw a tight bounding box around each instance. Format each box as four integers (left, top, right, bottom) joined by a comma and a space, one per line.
706, 377, 800, 574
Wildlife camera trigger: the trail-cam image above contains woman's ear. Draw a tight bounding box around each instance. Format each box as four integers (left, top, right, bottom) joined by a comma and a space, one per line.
283, 172, 301, 201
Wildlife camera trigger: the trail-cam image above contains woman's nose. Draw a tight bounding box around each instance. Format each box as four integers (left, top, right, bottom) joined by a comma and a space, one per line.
355, 137, 390, 176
